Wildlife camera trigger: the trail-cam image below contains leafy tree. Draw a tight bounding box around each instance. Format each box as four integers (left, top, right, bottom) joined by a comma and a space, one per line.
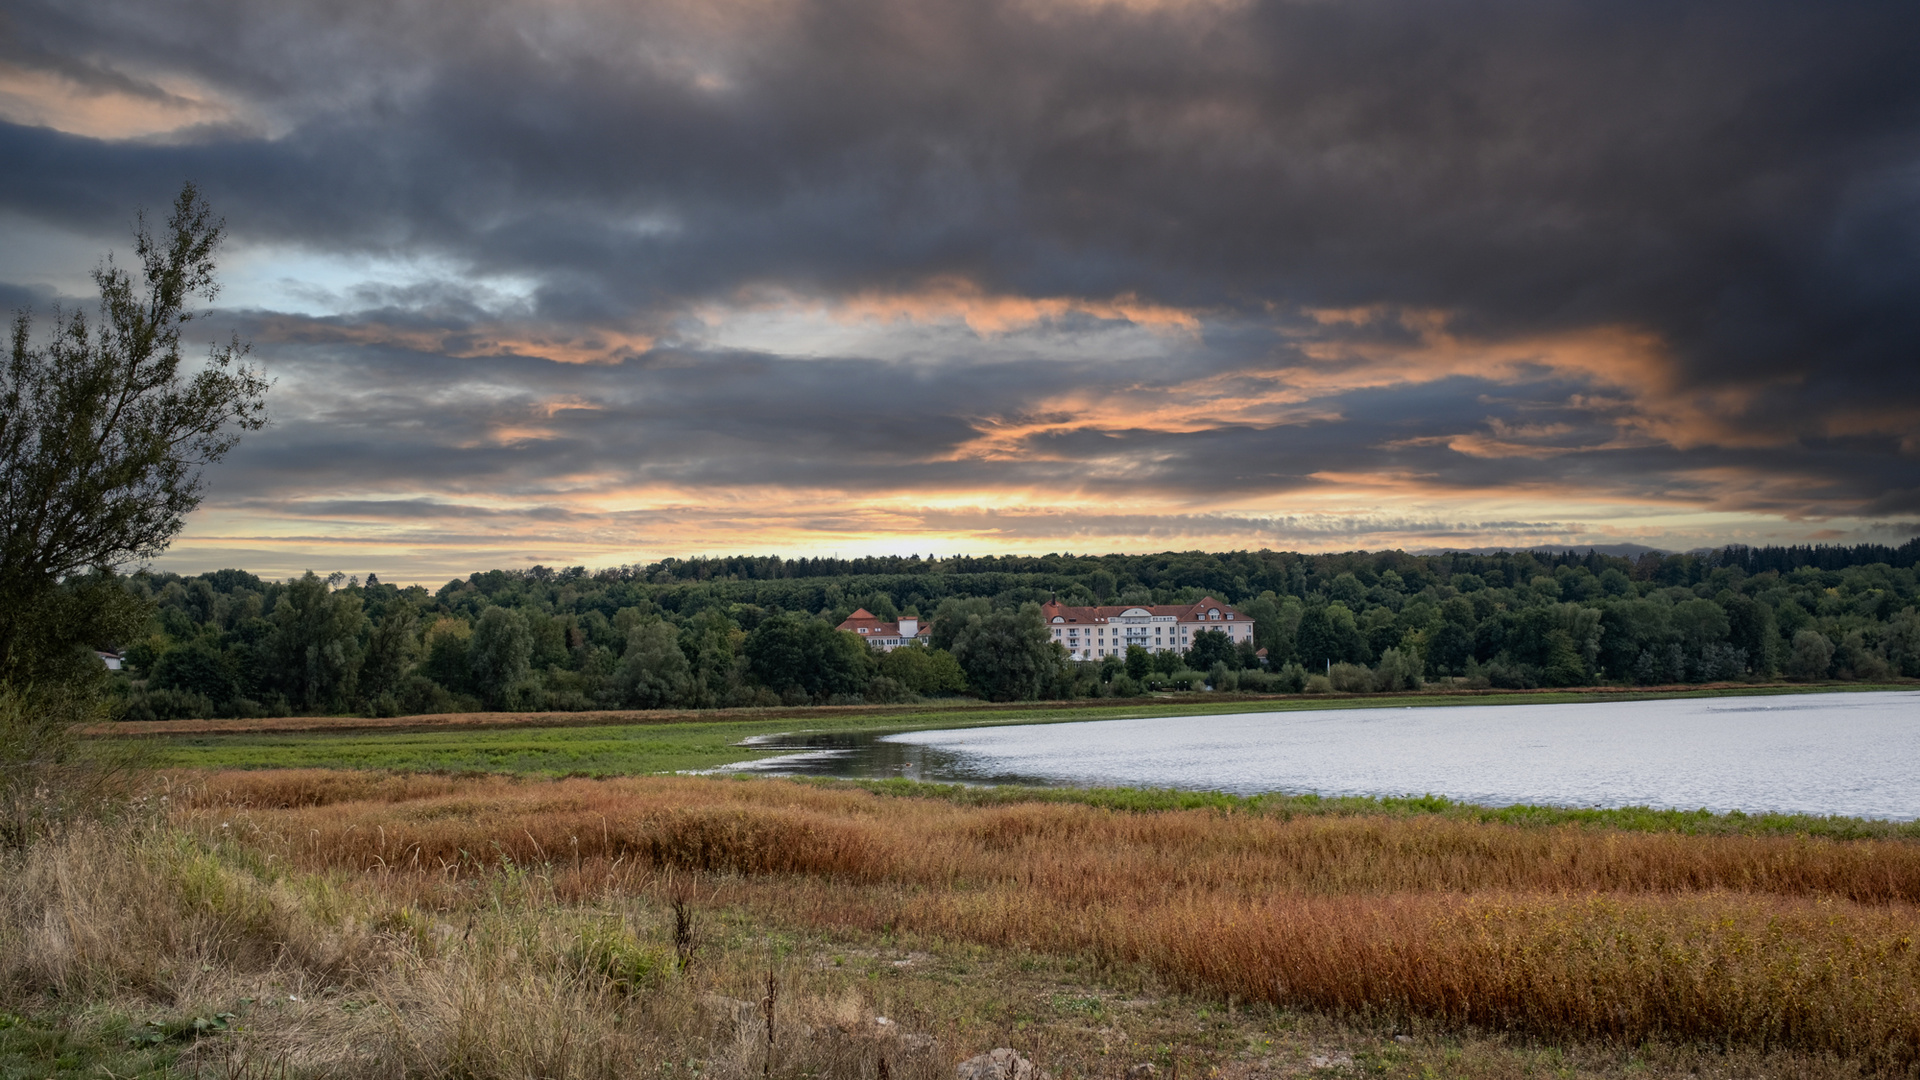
1884, 608, 1920, 678
744, 613, 871, 700
949, 602, 1063, 702
1296, 603, 1369, 667
1671, 598, 1731, 654
1784, 629, 1835, 681
1124, 643, 1151, 680
422, 617, 474, 693
928, 596, 991, 652
149, 638, 240, 705
1723, 594, 1778, 675
679, 608, 746, 707
270, 572, 365, 711
1, 183, 267, 687
360, 602, 422, 702
1425, 619, 1475, 676
616, 617, 692, 708
469, 606, 533, 708
1184, 628, 1237, 672
877, 644, 967, 695
1151, 647, 1183, 675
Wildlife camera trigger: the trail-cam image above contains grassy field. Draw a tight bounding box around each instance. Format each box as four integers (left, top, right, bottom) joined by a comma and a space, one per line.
133, 683, 1907, 778
14, 685, 1906, 1077
17, 799, 1889, 1080
12, 766, 1905, 1078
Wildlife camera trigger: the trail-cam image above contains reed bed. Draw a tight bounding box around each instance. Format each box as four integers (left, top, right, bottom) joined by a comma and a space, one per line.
180, 770, 1920, 904
168, 770, 1920, 1071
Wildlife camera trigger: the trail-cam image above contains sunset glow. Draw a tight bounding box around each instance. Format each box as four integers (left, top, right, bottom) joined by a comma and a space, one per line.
4, 0, 1916, 582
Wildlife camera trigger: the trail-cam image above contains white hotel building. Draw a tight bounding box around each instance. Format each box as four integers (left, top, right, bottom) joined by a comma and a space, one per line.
1040, 596, 1253, 661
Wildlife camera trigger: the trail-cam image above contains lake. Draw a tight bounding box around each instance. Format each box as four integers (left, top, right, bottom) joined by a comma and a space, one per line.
723, 690, 1920, 819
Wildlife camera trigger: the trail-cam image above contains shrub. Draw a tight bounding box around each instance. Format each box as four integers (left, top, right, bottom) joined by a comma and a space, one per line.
1372, 648, 1423, 692
567, 922, 666, 994
1328, 662, 1373, 693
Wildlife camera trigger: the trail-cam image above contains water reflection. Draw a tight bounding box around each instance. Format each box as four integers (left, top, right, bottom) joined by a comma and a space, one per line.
727, 729, 1059, 786
720, 691, 1920, 819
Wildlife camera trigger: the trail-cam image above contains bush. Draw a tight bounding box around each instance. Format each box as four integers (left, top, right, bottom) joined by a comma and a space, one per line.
1373, 648, 1423, 692
567, 922, 668, 994
1329, 662, 1373, 693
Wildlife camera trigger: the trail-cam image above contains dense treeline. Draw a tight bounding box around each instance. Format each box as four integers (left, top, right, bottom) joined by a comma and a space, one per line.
111, 542, 1920, 719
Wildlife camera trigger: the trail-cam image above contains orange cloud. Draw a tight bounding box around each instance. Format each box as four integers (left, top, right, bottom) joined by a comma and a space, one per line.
0, 61, 249, 139
255, 315, 654, 364
751, 277, 1204, 335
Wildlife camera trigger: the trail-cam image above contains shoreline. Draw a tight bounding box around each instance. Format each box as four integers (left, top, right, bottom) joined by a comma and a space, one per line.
85, 679, 1913, 738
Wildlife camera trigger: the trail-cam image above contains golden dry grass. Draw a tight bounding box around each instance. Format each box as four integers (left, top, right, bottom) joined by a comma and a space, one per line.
167, 770, 1920, 1071
0, 821, 954, 1080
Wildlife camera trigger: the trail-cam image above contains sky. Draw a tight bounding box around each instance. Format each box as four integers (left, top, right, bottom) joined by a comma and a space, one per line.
3, 0, 1918, 584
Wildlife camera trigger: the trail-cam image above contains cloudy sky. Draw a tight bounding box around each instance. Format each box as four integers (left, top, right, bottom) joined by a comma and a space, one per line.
4, 0, 1917, 582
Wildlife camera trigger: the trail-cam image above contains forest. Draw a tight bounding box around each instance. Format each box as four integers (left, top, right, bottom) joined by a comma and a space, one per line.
110, 542, 1920, 720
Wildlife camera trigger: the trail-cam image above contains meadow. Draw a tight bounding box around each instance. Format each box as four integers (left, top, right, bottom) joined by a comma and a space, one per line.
7, 688, 1917, 1079
7, 763, 1917, 1078
123, 683, 1884, 777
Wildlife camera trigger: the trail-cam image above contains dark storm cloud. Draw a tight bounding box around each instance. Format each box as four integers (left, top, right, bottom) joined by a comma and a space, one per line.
4, 0, 1919, 553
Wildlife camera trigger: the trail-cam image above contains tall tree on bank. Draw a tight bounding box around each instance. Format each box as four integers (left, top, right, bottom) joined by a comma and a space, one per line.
0, 182, 268, 686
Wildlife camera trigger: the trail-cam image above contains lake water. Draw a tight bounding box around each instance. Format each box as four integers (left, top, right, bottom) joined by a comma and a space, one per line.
723, 691, 1920, 819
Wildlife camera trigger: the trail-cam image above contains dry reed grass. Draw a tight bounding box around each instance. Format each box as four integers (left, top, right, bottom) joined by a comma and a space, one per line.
164, 770, 1920, 1072
0, 819, 949, 1080
179, 770, 1920, 903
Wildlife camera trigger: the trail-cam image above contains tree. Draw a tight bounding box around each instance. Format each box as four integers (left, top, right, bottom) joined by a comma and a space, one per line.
1185, 628, 1237, 672
149, 637, 241, 705
679, 608, 746, 707
1296, 603, 1369, 667
616, 616, 692, 708
877, 643, 968, 696
422, 617, 474, 693
1, 183, 268, 686
469, 606, 533, 708
744, 612, 872, 701
360, 602, 422, 702
270, 572, 366, 711
1784, 629, 1835, 681
948, 603, 1063, 702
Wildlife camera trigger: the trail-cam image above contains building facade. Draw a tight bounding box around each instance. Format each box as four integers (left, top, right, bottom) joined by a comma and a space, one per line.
835, 608, 933, 650
1039, 596, 1253, 662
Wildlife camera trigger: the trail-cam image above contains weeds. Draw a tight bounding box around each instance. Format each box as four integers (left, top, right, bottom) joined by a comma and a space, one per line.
168, 770, 1920, 1071
7, 769, 1920, 1077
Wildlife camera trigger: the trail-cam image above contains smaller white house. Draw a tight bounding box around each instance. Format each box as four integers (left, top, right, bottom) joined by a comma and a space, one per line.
95, 650, 123, 671
836, 608, 933, 651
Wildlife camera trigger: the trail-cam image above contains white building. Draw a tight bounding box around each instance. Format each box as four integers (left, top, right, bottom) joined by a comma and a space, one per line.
1040, 596, 1253, 662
